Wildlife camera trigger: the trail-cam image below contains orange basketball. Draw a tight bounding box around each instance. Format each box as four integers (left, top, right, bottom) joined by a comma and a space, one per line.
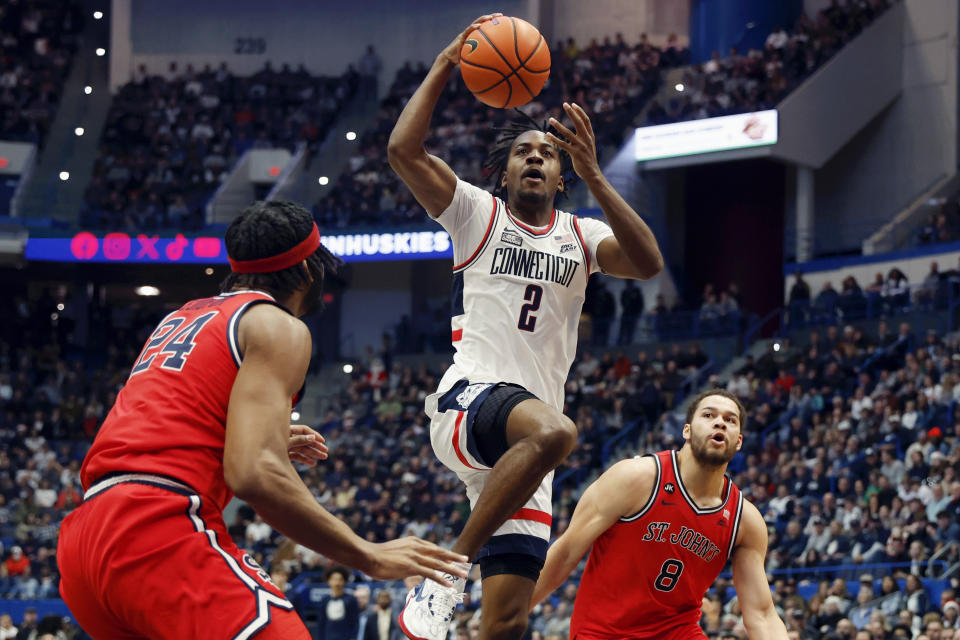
459, 16, 551, 109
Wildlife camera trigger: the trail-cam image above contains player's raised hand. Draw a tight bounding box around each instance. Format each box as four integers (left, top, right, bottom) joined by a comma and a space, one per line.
547, 102, 602, 182
365, 537, 470, 587
287, 424, 328, 466
440, 13, 504, 66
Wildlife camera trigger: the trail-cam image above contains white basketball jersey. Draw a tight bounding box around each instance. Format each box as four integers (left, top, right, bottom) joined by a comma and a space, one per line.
430, 179, 614, 410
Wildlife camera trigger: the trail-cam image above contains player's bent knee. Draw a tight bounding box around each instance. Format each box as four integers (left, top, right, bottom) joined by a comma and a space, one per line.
558, 413, 577, 440
485, 614, 528, 640
533, 416, 577, 463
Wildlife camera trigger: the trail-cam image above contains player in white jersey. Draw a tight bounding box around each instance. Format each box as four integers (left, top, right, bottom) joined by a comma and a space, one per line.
388, 14, 664, 640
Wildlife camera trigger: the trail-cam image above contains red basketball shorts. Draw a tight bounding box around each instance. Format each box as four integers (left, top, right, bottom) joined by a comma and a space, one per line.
57, 473, 310, 639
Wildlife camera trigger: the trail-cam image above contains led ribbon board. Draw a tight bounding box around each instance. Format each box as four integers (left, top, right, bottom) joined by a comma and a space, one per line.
634, 110, 778, 162
25, 230, 454, 264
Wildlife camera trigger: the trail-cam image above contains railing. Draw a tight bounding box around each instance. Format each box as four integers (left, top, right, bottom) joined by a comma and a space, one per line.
601, 421, 641, 467
287, 560, 951, 615
338, 332, 356, 360
551, 464, 591, 494
756, 406, 798, 450
928, 542, 959, 579
401, 309, 740, 357
266, 142, 307, 201
743, 308, 782, 354
651, 309, 742, 342
552, 420, 644, 492
718, 560, 949, 582
944, 559, 960, 580
205, 150, 254, 226
9, 143, 36, 218
847, 589, 913, 626
676, 360, 714, 407
783, 281, 960, 331
407, 282, 960, 364
863, 175, 960, 255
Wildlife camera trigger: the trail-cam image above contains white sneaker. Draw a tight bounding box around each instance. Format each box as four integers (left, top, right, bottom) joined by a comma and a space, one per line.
398, 569, 468, 640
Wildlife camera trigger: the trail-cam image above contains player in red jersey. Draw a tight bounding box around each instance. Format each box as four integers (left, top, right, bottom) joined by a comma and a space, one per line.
57, 201, 469, 639
532, 390, 787, 639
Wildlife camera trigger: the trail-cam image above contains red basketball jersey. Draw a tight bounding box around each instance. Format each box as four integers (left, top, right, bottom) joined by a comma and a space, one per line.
570, 450, 744, 640
81, 290, 296, 511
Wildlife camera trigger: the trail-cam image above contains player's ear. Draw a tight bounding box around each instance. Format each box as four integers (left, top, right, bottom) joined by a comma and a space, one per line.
557, 175, 565, 193
735, 433, 743, 451
682, 423, 690, 440
500, 171, 507, 189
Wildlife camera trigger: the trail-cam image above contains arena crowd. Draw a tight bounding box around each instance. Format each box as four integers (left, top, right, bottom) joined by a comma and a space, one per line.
3, 280, 959, 638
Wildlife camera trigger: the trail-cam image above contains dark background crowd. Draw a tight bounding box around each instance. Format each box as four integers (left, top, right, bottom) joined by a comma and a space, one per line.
81, 63, 359, 231
1, 274, 959, 639
312, 30, 677, 230
916, 191, 960, 249
3, 1, 957, 638
645, 0, 890, 125
0, 0, 81, 148
2, 0, 892, 239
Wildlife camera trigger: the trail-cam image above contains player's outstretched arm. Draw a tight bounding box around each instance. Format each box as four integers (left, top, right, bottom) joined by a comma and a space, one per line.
547, 103, 663, 280
530, 457, 658, 609
731, 501, 789, 640
225, 304, 469, 585
387, 13, 501, 217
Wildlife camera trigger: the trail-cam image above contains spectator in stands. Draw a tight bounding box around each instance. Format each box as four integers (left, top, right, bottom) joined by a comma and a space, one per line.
358, 45, 383, 101
818, 595, 846, 629
766, 25, 789, 50
718, 291, 739, 319
316, 567, 359, 640
905, 573, 930, 616
4, 546, 28, 583
943, 599, 959, 629
883, 268, 910, 310
789, 270, 811, 315
837, 275, 866, 319
804, 517, 831, 556
245, 513, 272, 549
780, 520, 808, 560
321, 32, 665, 229
362, 588, 401, 640
864, 273, 885, 298
919, 212, 941, 245
591, 281, 616, 346
85, 62, 358, 230
617, 280, 643, 345
0, 1, 81, 146
920, 261, 943, 303
0, 614, 14, 640
18, 608, 38, 639
814, 281, 839, 319
646, 1, 888, 127
4, 268, 960, 637
935, 212, 956, 244
699, 292, 725, 329
660, 33, 690, 68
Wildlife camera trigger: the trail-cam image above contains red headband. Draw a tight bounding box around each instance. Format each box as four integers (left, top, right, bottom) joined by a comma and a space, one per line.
228, 223, 322, 273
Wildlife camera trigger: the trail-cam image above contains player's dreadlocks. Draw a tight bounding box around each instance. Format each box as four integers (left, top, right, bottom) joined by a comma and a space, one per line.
482, 109, 574, 199
220, 200, 341, 299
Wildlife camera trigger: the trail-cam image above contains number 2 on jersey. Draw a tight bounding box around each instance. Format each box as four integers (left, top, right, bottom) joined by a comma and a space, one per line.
130, 312, 217, 376
517, 284, 543, 332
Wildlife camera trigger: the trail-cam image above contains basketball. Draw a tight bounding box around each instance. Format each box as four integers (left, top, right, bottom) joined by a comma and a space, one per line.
459, 16, 551, 109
